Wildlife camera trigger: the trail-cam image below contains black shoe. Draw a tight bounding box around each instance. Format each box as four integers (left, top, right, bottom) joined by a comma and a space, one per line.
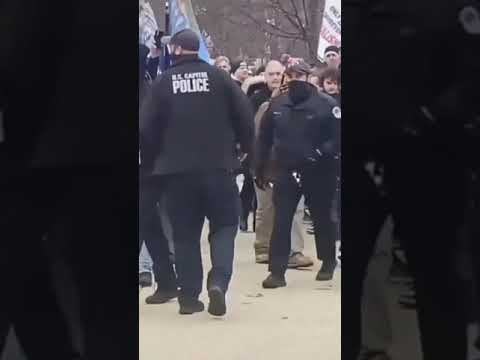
139, 272, 152, 287
145, 288, 178, 304
178, 299, 205, 315
239, 218, 248, 232
357, 348, 391, 360
208, 286, 227, 316
262, 273, 286, 289
316, 269, 334, 281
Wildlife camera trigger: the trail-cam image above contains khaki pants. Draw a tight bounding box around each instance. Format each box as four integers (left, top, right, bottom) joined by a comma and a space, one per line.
254, 184, 305, 256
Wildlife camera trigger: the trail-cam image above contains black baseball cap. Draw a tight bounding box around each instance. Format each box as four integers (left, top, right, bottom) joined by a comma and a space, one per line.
170, 29, 200, 52
287, 60, 312, 76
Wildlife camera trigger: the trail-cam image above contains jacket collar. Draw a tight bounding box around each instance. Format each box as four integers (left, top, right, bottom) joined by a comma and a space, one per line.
171, 55, 206, 68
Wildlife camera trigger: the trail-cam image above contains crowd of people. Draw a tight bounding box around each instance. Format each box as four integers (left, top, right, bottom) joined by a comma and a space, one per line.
138, 29, 342, 316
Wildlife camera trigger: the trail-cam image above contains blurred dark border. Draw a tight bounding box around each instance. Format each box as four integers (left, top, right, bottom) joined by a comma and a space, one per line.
1, 1, 139, 358
341, 1, 480, 359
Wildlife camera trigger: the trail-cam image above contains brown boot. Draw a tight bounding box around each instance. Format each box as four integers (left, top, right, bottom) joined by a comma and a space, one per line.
255, 253, 269, 264
288, 252, 314, 268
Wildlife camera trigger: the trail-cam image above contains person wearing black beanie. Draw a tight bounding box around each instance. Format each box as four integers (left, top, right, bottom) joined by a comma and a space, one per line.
324, 45, 341, 68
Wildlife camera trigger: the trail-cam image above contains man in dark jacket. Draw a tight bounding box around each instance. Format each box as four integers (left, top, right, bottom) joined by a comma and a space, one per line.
237, 61, 285, 233
140, 29, 254, 317
139, 42, 178, 302
255, 61, 340, 289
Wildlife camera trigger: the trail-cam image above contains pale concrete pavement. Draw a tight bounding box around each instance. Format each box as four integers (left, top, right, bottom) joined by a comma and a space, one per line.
139, 223, 341, 360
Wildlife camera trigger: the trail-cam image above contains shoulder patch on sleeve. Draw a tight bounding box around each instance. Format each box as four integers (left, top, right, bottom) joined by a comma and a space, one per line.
332, 106, 341, 119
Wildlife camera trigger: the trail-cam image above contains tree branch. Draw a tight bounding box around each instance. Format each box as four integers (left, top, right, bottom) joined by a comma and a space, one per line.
302, 0, 309, 27
237, 6, 302, 39
288, 0, 303, 26
269, 0, 301, 31
288, 0, 309, 43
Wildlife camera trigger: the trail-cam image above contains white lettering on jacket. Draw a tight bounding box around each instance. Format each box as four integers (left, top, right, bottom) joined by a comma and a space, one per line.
172, 72, 210, 94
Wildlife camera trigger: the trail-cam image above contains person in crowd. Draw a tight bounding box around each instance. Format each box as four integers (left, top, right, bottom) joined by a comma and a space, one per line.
139, 43, 155, 289
323, 45, 341, 69
139, 42, 178, 303
308, 73, 321, 90
255, 61, 340, 288
307, 63, 328, 90
214, 55, 232, 73
320, 66, 341, 102
247, 61, 282, 111
279, 53, 291, 68
140, 29, 254, 316
231, 60, 250, 86
241, 64, 266, 97
246, 65, 267, 97
139, 44, 151, 103
255, 64, 266, 75
234, 63, 276, 234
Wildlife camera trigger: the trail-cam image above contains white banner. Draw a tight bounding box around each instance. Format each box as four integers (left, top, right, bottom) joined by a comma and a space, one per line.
317, 0, 341, 61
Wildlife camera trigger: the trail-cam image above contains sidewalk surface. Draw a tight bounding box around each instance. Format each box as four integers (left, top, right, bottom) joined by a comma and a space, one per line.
139, 224, 341, 360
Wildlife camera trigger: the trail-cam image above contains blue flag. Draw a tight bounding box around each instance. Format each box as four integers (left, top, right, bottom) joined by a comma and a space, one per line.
169, 0, 210, 62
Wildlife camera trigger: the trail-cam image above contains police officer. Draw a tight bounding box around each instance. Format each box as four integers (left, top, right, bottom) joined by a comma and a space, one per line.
254, 61, 340, 289
140, 29, 254, 316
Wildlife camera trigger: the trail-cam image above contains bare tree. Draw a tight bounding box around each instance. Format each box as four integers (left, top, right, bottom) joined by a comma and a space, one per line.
195, 0, 324, 63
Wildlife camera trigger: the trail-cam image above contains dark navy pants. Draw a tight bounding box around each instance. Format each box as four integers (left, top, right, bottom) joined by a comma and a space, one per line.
139, 176, 177, 291
163, 170, 240, 300
269, 162, 337, 276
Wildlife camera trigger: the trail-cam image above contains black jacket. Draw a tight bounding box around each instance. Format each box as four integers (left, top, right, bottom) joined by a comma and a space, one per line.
140, 56, 254, 176
249, 84, 272, 114
233, 83, 272, 175
255, 81, 340, 177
